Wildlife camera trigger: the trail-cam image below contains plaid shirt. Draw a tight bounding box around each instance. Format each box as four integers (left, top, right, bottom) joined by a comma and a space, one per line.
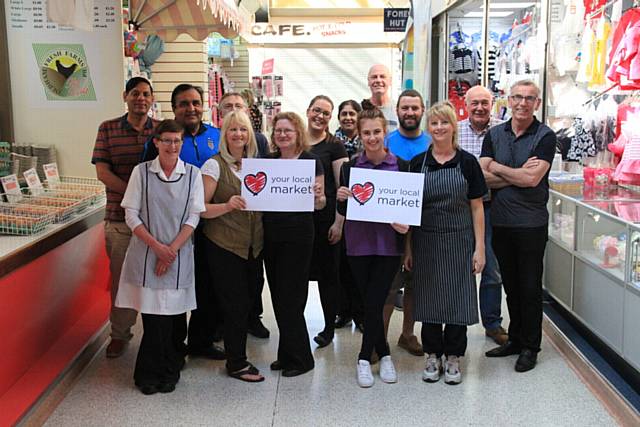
91, 114, 159, 222
458, 117, 503, 158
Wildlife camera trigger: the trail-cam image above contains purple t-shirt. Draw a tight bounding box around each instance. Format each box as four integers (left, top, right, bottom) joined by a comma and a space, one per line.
344, 152, 404, 257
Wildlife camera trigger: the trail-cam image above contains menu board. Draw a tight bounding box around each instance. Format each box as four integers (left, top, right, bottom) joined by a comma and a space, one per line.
4, 0, 121, 105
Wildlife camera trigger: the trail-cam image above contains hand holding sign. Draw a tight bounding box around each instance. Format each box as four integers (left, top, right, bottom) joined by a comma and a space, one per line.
226, 195, 247, 211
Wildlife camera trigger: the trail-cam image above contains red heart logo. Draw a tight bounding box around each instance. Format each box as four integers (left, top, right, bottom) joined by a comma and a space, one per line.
244, 172, 267, 196
351, 182, 375, 205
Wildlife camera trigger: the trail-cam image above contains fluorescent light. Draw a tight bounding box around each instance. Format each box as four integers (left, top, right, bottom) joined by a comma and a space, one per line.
464, 11, 514, 17
482, 2, 535, 8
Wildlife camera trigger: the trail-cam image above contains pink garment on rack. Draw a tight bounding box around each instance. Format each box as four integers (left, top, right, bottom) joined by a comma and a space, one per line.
607, 8, 640, 89
613, 116, 640, 183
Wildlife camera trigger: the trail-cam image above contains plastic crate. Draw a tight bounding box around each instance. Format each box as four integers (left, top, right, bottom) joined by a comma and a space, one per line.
0, 204, 54, 235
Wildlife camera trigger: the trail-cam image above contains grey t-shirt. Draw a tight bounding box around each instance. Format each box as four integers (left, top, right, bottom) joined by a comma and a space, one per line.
480, 119, 557, 228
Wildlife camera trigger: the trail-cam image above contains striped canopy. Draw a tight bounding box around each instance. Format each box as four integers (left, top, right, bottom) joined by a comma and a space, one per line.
129, 0, 246, 42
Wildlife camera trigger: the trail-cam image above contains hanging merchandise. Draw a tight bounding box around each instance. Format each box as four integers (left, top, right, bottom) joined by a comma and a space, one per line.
274, 76, 284, 97
252, 76, 263, 97
263, 75, 274, 99
606, 7, 640, 90
124, 30, 143, 58
138, 35, 165, 78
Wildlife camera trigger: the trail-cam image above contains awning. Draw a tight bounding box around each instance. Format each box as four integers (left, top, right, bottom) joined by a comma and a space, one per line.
129, 0, 248, 42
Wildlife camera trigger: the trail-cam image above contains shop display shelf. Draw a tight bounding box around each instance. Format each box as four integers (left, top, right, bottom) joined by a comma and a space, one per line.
21, 188, 93, 214
0, 205, 54, 236
2, 194, 79, 223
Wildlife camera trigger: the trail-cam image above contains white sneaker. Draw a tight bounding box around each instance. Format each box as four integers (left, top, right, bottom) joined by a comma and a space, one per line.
357, 359, 374, 388
444, 355, 462, 385
422, 353, 441, 383
379, 355, 397, 383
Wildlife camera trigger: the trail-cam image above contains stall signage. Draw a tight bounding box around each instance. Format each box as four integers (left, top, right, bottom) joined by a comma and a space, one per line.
346, 168, 424, 226
23, 168, 43, 188
43, 163, 60, 183
384, 8, 410, 32
1, 174, 22, 202
240, 158, 315, 212
261, 58, 274, 75
244, 21, 405, 44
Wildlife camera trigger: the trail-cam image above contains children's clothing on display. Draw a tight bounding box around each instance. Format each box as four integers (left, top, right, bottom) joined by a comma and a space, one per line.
607, 8, 640, 89
567, 117, 597, 160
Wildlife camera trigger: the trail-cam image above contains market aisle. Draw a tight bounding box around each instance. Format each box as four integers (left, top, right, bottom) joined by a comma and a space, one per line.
45, 285, 614, 427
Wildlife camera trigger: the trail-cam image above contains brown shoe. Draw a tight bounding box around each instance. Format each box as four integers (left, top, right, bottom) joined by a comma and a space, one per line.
397, 334, 424, 356
485, 327, 509, 346
106, 339, 127, 358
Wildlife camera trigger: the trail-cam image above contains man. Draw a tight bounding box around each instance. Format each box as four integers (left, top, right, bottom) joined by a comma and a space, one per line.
92, 77, 158, 358
384, 89, 432, 357
458, 85, 508, 346
479, 80, 556, 372
365, 64, 398, 132
216, 91, 270, 339
142, 84, 225, 360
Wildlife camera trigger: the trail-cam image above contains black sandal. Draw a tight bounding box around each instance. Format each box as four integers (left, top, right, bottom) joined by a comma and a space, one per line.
228, 364, 265, 383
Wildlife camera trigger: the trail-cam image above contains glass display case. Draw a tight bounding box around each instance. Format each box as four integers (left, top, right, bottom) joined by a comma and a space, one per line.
549, 192, 576, 249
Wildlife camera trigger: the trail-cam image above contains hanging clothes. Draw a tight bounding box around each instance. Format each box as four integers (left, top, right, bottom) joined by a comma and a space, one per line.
567, 117, 597, 160
607, 8, 640, 90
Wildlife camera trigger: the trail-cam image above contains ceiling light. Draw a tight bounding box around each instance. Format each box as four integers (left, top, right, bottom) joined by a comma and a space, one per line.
482, 2, 535, 8
464, 11, 514, 17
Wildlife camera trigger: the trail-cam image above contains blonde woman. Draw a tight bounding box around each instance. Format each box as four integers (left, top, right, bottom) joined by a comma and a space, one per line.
200, 111, 264, 382
404, 102, 487, 385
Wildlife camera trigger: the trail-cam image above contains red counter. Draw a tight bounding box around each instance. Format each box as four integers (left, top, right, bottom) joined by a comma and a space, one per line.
0, 207, 110, 426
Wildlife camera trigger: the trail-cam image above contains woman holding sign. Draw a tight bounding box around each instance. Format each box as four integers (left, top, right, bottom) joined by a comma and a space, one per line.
405, 102, 487, 385
264, 112, 326, 377
306, 95, 349, 348
336, 107, 410, 388
199, 111, 265, 382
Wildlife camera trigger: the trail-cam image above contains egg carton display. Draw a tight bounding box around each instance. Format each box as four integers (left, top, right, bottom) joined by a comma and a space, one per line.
20, 188, 92, 214
0, 204, 55, 235
44, 176, 106, 205
1, 191, 85, 223
10, 153, 38, 178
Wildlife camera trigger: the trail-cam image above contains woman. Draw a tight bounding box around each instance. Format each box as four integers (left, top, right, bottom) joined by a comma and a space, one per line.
334, 100, 363, 159
306, 95, 349, 347
264, 112, 326, 377
334, 100, 365, 331
336, 107, 409, 388
404, 102, 487, 385
116, 119, 205, 395
199, 111, 264, 382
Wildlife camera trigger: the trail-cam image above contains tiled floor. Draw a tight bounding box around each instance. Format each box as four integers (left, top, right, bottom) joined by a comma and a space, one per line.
45, 285, 615, 427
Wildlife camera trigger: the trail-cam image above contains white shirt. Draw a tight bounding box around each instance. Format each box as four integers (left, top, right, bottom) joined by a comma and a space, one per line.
201, 157, 243, 181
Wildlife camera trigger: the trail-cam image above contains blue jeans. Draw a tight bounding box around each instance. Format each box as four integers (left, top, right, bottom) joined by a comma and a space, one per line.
480, 203, 503, 330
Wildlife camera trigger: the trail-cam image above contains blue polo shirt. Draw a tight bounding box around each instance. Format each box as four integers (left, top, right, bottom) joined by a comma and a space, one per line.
385, 130, 431, 161
141, 122, 220, 168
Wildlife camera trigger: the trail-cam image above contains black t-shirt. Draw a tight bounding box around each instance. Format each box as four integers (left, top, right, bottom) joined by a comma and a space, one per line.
309, 134, 348, 222
480, 118, 557, 228
262, 151, 324, 241
410, 147, 488, 200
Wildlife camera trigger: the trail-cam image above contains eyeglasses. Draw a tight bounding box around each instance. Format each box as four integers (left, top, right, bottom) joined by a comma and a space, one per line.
310, 107, 331, 118
509, 94, 538, 104
274, 128, 295, 135
159, 138, 183, 145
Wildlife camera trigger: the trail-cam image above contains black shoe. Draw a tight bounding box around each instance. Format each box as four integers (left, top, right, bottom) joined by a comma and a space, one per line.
485, 341, 522, 358
158, 382, 176, 393
355, 321, 365, 333
282, 367, 313, 377
248, 318, 270, 339
515, 349, 537, 372
137, 384, 159, 395
212, 325, 224, 343
313, 331, 334, 348
334, 315, 353, 329
187, 344, 226, 360
270, 360, 283, 371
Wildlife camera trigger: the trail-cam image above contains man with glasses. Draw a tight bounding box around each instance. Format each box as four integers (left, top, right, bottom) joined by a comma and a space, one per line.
458, 86, 507, 346
142, 84, 225, 361
479, 80, 557, 373
92, 77, 159, 358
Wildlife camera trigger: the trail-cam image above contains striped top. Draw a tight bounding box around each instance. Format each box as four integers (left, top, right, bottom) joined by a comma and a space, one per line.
91, 114, 159, 222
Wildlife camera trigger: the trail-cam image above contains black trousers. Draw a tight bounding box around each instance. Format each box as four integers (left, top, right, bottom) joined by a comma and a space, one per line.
421, 323, 468, 357
264, 237, 314, 372
187, 226, 221, 351
310, 218, 340, 335
249, 255, 265, 322
337, 240, 364, 323
134, 313, 183, 387
206, 239, 259, 372
349, 255, 399, 361
492, 226, 547, 352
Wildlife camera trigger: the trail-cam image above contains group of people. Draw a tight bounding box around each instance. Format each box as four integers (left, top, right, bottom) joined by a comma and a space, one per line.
91, 63, 556, 394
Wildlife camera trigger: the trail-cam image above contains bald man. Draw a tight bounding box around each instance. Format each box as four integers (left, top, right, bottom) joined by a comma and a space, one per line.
458, 85, 507, 346
365, 64, 398, 132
